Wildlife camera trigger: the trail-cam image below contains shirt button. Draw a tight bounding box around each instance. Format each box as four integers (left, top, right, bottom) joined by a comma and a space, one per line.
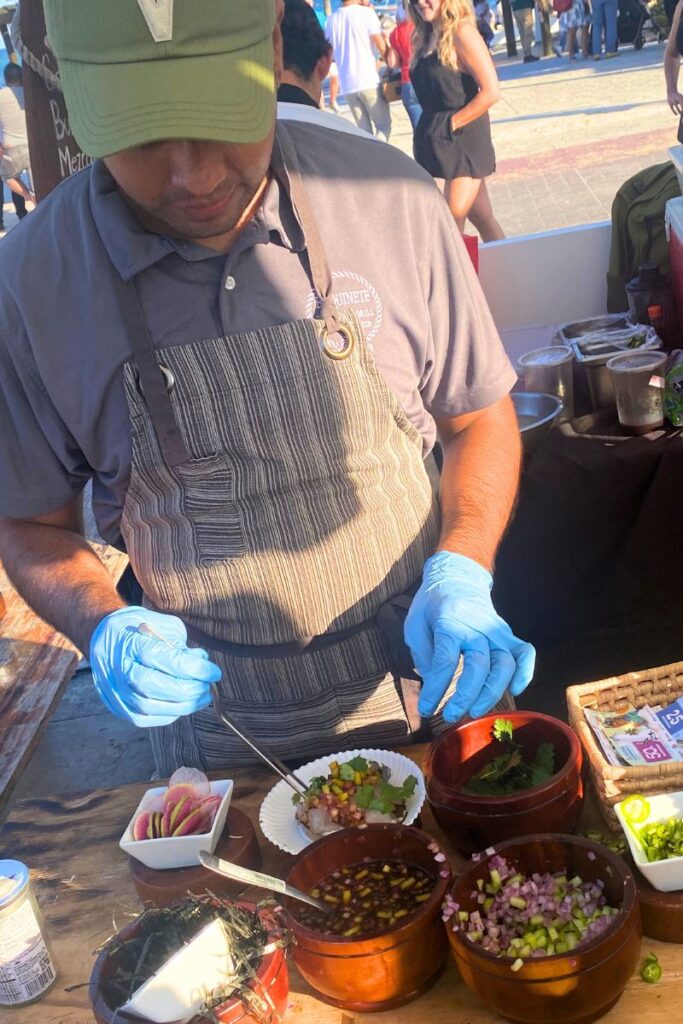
224, 275, 237, 291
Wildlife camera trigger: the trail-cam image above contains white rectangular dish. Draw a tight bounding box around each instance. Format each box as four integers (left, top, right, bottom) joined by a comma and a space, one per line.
119, 779, 233, 870
615, 790, 683, 892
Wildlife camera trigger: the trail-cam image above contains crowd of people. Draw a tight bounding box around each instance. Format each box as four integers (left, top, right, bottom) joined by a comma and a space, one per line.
286, 0, 681, 243
291, 0, 504, 239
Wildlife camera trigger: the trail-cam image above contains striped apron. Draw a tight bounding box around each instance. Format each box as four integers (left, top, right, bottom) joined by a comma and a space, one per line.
118, 125, 442, 775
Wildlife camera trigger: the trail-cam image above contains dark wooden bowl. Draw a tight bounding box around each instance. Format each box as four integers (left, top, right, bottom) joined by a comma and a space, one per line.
89, 903, 288, 1024
447, 834, 641, 1024
129, 807, 261, 908
283, 823, 452, 1012
424, 712, 584, 854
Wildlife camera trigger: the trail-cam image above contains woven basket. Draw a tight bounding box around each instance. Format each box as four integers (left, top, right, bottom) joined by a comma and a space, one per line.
566, 661, 683, 830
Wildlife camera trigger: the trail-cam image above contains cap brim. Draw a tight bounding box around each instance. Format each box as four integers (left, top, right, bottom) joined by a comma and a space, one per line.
60, 36, 276, 157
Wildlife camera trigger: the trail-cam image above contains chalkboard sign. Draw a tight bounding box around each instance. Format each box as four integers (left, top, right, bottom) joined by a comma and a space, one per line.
20, 0, 92, 201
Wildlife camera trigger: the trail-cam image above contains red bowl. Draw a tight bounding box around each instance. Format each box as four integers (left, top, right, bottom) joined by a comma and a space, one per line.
446, 834, 641, 1024
424, 712, 584, 854
283, 823, 452, 1012
89, 903, 288, 1024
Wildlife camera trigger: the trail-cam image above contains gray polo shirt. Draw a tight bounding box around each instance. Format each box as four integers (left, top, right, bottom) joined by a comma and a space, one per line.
0, 117, 515, 547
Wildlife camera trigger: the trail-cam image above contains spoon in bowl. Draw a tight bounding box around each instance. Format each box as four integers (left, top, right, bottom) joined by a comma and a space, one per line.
198, 852, 330, 914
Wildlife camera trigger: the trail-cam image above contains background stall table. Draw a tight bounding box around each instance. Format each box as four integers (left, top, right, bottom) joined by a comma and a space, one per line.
0, 747, 680, 1024
495, 411, 683, 715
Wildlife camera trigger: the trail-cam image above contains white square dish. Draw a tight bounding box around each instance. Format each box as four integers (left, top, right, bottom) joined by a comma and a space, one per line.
615, 790, 683, 892
119, 779, 233, 870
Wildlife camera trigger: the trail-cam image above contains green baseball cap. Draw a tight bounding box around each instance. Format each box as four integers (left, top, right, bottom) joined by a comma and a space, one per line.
44, 0, 277, 158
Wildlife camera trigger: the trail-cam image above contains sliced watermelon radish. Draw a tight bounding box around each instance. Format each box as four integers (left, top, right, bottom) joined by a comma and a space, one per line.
147, 793, 166, 814
168, 766, 211, 796
163, 783, 201, 808
133, 811, 152, 841
132, 769, 221, 843
172, 806, 209, 836
169, 794, 194, 832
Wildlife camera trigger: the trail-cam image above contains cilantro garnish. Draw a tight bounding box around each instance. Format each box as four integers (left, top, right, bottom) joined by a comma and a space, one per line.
492, 718, 514, 743
463, 721, 556, 796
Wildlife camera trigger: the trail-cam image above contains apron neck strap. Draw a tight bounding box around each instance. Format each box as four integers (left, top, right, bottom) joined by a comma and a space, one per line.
271, 125, 341, 336
122, 278, 192, 467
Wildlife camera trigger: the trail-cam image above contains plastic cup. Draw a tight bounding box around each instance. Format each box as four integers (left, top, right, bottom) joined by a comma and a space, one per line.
607, 351, 667, 434
517, 345, 574, 422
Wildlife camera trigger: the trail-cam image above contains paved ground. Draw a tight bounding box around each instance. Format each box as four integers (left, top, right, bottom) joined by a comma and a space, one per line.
387, 40, 679, 236
489, 43, 679, 235
6, 39, 679, 811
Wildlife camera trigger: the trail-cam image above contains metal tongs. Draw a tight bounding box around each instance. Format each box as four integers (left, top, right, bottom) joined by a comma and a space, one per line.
137, 622, 307, 796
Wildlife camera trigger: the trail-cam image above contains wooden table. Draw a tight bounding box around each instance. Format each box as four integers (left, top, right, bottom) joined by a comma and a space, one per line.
0, 562, 79, 817
1, 747, 682, 1024
0, 528, 128, 818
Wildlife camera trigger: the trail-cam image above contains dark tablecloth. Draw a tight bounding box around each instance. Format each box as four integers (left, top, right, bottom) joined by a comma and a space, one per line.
493, 411, 683, 700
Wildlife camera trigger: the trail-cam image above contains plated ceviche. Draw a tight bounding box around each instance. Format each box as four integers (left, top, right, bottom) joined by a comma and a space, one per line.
292, 755, 418, 837
443, 855, 620, 968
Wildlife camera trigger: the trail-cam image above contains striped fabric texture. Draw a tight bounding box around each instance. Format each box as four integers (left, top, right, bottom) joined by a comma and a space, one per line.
121, 309, 442, 773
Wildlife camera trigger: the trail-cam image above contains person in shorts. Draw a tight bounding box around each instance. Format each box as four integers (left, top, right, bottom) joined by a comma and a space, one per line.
0, 63, 34, 214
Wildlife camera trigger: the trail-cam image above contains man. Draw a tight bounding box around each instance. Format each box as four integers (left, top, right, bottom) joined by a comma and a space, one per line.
279, 0, 333, 108
387, 2, 422, 131
0, 0, 534, 776
325, 0, 392, 140
0, 63, 34, 218
305, 0, 341, 113
591, 0, 618, 59
511, 0, 540, 63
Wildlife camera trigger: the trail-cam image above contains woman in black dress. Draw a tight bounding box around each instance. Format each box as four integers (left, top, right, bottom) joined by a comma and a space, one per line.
408, 0, 504, 241
664, 1, 683, 116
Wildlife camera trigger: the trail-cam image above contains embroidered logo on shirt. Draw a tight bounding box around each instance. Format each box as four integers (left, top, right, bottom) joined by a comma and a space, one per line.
136, 0, 174, 42
305, 270, 383, 349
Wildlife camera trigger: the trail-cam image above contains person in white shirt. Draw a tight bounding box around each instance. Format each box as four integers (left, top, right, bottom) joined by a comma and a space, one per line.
325, 0, 392, 141
0, 64, 34, 211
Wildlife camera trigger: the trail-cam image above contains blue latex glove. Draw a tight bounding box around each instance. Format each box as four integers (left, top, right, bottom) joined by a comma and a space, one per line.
404, 551, 535, 723
90, 607, 221, 727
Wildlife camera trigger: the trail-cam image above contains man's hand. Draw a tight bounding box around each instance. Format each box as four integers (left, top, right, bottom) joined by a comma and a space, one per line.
404, 551, 535, 722
90, 607, 221, 727
669, 90, 683, 115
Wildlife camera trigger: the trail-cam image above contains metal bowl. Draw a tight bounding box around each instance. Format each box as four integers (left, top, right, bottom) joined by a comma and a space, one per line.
511, 392, 563, 453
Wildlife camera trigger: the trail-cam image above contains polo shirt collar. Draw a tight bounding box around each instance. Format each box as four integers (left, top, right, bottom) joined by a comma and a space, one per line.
89, 158, 305, 282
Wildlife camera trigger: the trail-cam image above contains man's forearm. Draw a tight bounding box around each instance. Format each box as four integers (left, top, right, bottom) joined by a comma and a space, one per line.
0, 520, 125, 653
435, 397, 521, 572
665, 53, 681, 96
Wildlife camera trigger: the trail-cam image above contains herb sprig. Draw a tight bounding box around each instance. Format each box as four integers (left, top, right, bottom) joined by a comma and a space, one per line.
462, 718, 556, 796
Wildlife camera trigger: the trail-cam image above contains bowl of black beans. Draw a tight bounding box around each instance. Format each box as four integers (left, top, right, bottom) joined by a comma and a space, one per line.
282, 823, 452, 1012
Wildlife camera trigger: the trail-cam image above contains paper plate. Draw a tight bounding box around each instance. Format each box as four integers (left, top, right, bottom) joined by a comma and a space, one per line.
259, 748, 426, 855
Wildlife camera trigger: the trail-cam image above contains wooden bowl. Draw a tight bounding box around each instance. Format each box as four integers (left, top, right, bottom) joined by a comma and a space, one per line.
447, 834, 641, 1024
283, 823, 451, 1012
89, 903, 288, 1024
129, 807, 261, 908
424, 712, 584, 854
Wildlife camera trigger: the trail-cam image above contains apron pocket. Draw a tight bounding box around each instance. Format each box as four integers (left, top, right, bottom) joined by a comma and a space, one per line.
174, 453, 244, 564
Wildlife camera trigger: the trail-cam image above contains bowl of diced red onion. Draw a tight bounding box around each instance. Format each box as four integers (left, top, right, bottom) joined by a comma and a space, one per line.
445, 834, 641, 1024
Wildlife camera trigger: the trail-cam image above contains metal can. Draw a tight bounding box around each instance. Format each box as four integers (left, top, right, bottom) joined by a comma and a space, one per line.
0, 860, 57, 1007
